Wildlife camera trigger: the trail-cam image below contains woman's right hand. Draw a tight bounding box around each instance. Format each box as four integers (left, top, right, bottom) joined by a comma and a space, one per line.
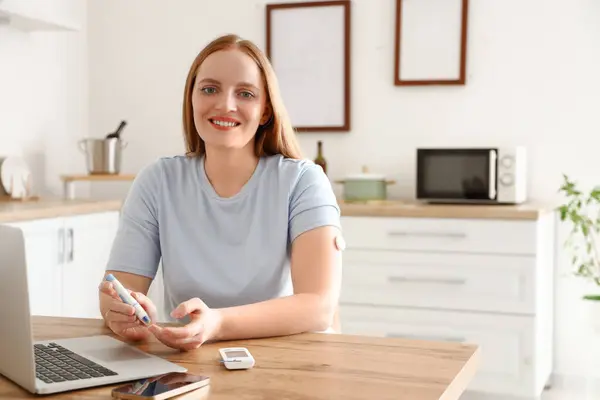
99, 281, 158, 341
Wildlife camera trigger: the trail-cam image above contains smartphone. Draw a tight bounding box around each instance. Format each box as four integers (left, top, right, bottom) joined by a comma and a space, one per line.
111, 372, 210, 400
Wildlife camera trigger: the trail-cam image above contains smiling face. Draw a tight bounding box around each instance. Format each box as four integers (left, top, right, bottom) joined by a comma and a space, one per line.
191, 48, 271, 152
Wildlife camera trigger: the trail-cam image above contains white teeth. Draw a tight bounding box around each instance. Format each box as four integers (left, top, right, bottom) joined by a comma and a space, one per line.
211, 119, 238, 127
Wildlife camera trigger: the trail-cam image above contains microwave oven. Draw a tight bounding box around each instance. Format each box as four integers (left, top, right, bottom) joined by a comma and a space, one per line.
416, 147, 527, 204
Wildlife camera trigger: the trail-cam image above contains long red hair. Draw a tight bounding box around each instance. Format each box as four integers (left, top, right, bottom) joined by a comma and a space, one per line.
182, 34, 302, 159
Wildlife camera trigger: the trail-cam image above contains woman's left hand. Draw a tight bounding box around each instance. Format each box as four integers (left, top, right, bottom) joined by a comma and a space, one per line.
148, 298, 222, 351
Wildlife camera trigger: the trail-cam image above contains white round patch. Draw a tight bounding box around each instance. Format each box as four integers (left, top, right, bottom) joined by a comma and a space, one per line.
334, 235, 346, 251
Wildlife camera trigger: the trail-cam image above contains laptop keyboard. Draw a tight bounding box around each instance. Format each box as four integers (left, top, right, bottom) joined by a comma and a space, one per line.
34, 343, 118, 384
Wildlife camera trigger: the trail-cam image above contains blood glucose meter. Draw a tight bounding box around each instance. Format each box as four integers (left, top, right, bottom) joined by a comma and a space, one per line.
219, 347, 255, 370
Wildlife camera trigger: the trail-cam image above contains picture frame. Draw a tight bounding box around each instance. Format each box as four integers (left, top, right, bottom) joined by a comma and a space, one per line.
266, 1, 351, 132
394, 0, 469, 86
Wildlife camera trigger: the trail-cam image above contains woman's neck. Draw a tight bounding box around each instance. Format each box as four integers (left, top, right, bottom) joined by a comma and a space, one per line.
203, 146, 259, 198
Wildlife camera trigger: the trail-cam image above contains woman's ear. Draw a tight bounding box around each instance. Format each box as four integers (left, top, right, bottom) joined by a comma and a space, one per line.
260, 104, 273, 125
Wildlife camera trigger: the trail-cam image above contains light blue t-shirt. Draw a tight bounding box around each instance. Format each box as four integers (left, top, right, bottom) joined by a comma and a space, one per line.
106, 154, 341, 318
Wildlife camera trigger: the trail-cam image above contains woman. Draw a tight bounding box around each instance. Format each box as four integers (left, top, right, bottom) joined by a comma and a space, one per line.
98, 34, 343, 351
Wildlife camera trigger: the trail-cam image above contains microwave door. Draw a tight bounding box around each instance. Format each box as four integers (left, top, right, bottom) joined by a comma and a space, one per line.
417, 149, 498, 202
488, 150, 497, 200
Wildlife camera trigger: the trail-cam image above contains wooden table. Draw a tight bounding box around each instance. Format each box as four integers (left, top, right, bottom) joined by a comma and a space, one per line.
0, 317, 480, 399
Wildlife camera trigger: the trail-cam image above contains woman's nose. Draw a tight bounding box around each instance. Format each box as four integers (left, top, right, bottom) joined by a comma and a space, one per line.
215, 91, 237, 112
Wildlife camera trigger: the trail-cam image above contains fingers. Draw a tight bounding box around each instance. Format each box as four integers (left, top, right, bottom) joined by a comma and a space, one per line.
99, 281, 137, 316
104, 300, 135, 316
99, 283, 134, 315
160, 320, 204, 339
120, 325, 152, 341
99, 281, 153, 341
147, 297, 216, 351
131, 292, 158, 323
171, 297, 206, 319
132, 292, 157, 315
109, 321, 150, 341
111, 320, 143, 331
99, 281, 120, 299
148, 325, 204, 351
105, 310, 137, 323
177, 339, 204, 351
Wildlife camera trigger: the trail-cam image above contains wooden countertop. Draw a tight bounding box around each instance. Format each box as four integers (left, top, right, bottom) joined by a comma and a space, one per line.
0, 196, 553, 224
338, 199, 556, 220
0, 316, 480, 400
0, 198, 122, 223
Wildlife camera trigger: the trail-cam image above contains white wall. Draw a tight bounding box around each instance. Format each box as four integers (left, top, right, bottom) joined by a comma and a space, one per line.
87, 0, 600, 376
0, 1, 87, 196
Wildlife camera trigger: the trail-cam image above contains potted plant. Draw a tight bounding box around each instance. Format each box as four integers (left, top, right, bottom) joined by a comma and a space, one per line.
558, 174, 600, 329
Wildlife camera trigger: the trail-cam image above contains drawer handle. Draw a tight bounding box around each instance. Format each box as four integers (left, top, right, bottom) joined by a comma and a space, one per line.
387, 231, 466, 239
388, 276, 466, 285
66, 227, 74, 263
386, 333, 466, 343
57, 227, 65, 263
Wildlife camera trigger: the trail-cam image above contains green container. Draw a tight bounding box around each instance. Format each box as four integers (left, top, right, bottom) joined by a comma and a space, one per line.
335, 167, 395, 202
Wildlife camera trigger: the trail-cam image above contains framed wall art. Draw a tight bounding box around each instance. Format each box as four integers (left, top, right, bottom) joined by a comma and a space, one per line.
394, 0, 469, 86
266, 1, 351, 131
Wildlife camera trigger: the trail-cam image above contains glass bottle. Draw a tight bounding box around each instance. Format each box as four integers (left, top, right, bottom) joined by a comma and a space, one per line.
314, 140, 327, 175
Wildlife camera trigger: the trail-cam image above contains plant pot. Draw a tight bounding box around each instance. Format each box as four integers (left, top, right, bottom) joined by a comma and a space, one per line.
334, 166, 395, 202
584, 296, 600, 333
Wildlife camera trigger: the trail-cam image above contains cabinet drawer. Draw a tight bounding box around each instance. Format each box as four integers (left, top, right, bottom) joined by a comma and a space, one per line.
340, 250, 536, 314
341, 216, 538, 255
340, 305, 537, 396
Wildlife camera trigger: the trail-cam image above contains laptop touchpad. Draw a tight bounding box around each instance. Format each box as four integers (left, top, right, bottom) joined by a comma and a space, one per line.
85, 347, 152, 363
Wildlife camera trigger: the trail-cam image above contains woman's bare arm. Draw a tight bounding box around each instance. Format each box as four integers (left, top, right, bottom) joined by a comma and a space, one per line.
214, 225, 342, 340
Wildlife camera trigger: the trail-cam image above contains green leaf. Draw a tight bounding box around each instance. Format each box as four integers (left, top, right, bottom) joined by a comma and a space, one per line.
557, 174, 600, 290
582, 224, 589, 236
583, 294, 600, 301
558, 205, 568, 220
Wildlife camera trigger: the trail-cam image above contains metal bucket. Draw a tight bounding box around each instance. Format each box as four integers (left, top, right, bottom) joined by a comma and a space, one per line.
78, 138, 127, 175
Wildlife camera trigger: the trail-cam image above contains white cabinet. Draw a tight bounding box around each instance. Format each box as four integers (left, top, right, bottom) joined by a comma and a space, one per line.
340, 216, 539, 255
0, 0, 80, 31
8, 218, 64, 317
61, 213, 119, 319
339, 214, 556, 399
341, 250, 536, 315
341, 306, 537, 395
6, 211, 119, 319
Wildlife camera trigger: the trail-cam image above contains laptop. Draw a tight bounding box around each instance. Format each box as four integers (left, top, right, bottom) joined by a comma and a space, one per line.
0, 224, 187, 395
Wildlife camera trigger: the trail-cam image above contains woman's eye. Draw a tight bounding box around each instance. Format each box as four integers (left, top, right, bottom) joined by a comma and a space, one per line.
201, 87, 217, 94
239, 91, 254, 99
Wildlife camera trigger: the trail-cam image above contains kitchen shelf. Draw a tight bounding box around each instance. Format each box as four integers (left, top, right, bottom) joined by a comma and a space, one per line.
61, 174, 137, 182
0, 8, 79, 32
60, 174, 136, 199
0, 194, 39, 203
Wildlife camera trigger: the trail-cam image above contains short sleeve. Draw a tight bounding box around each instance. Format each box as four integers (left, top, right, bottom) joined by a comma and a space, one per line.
289, 163, 341, 243
106, 160, 163, 279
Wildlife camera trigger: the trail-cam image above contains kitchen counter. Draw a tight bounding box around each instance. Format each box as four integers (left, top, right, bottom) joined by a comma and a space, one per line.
0, 197, 556, 224
0, 198, 122, 223
338, 199, 556, 220
0, 316, 480, 399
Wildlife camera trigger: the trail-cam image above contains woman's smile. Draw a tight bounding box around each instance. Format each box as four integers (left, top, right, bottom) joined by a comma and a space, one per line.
208, 116, 241, 131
